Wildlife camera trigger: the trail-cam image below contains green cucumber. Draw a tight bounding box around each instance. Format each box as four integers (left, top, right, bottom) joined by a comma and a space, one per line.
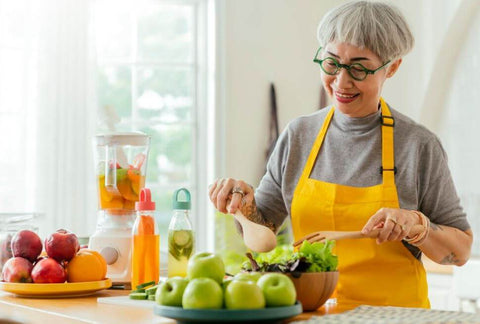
136, 281, 156, 289
147, 294, 156, 301
129, 292, 148, 300
173, 230, 191, 246
145, 285, 158, 295
130, 288, 145, 293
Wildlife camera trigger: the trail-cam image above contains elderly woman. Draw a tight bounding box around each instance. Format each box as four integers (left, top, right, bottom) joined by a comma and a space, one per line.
209, 1, 473, 308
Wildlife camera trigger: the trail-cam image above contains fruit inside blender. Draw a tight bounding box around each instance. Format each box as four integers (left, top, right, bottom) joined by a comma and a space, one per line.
97, 155, 146, 210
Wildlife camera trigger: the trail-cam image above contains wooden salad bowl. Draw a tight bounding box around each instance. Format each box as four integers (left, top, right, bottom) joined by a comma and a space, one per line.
286, 271, 339, 311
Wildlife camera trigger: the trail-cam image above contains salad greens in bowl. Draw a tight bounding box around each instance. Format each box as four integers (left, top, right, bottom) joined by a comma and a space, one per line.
241, 240, 339, 311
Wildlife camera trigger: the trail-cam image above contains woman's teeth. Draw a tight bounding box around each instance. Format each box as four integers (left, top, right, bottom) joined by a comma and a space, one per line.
336, 93, 357, 98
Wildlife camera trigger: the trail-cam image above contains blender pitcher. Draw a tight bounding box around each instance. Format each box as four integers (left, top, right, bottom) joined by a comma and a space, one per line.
89, 132, 150, 287
95, 132, 149, 211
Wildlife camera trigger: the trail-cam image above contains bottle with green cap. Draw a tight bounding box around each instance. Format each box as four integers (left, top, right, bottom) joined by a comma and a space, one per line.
167, 188, 195, 278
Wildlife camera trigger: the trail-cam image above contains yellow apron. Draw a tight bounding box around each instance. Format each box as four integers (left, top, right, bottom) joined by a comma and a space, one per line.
291, 98, 429, 308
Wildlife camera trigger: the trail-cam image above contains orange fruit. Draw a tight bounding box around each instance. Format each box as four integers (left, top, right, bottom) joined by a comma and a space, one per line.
66, 249, 107, 282
82, 249, 107, 279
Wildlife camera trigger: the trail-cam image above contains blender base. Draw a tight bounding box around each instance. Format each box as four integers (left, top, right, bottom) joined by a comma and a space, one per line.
89, 229, 133, 287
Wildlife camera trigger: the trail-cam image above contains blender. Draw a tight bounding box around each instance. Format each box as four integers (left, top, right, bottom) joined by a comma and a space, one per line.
89, 132, 150, 287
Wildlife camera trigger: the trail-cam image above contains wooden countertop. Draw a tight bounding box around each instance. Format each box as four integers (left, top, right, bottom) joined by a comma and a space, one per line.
0, 289, 169, 324
0, 257, 454, 324
0, 288, 348, 324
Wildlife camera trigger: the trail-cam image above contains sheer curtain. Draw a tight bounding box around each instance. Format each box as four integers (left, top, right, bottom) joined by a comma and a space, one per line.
0, 0, 97, 238
33, 0, 98, 238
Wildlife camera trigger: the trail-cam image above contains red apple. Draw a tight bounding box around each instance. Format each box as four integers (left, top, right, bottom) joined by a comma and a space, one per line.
31, 258, 66, 283
2, 257, 33, 283
1, 233, 13, 264
11, 230, 43, 263
44, 229, 80, 262
33, 255, 47, 266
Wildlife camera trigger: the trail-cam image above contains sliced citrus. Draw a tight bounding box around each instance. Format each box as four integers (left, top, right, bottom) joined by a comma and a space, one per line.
98, 175, 113, 202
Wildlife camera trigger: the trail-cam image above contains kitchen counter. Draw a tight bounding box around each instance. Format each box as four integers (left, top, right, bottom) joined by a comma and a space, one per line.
0, 289, 349, 324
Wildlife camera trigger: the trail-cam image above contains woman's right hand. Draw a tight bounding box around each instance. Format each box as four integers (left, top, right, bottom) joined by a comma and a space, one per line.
208, 178, 255, 214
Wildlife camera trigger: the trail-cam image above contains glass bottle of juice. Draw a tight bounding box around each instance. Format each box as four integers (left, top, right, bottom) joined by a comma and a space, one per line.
168, 188, 195, 278
131, 188, 159, 288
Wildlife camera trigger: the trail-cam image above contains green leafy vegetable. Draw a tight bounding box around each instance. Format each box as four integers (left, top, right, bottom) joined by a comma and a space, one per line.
297, 240, 338, 272
242, 240, 338, 273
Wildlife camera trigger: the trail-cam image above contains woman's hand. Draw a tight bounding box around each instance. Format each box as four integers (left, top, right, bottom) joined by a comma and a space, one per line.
361, 207, 421, 244
208, 178, 255, 215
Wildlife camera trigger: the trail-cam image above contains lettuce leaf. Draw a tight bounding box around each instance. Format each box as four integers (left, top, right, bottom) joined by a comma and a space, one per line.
242, 240, 338, 273
255, 244, 294, 265
298, 240, 338, 272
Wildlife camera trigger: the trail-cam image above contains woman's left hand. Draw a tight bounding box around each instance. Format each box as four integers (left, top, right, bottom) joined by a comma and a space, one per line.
361, 208, 420, 244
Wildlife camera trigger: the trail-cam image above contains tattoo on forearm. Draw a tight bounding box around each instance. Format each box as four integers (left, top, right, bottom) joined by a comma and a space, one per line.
430, 222, 443, 231
241, 199, 276, 233
440, 252, 461, 265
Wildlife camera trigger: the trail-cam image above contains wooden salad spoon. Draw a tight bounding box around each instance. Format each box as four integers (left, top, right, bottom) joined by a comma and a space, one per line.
292, 224, 425, 248
233, 210, 277, 253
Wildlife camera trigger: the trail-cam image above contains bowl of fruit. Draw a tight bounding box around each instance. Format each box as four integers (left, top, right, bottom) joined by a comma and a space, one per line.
241, 240, 339, 311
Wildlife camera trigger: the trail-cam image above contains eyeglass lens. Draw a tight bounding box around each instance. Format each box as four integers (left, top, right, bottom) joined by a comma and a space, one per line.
320, 58, 367, 80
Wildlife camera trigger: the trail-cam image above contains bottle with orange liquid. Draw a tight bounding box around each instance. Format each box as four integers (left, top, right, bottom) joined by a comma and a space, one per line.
131, 188, 159, 288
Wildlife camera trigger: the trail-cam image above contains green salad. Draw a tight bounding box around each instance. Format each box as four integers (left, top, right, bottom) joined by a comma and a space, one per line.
242, 240, 338, 274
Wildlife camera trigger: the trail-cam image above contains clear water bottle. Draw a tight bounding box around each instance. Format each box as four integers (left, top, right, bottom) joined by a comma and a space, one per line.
131, 188, 159, 288
168, 188, 194, 278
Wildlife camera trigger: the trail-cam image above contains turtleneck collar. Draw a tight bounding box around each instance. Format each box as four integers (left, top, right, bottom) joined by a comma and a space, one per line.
331, 106, 383, 134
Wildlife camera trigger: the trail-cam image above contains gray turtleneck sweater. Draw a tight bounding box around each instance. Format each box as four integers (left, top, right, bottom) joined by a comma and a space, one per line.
255, 103, 470, 259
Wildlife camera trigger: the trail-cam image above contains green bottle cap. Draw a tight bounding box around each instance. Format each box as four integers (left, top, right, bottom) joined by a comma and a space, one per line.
173, 188, 191, 210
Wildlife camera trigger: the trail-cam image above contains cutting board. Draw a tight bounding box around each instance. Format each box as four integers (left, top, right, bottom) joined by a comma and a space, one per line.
97, 295, 155, 309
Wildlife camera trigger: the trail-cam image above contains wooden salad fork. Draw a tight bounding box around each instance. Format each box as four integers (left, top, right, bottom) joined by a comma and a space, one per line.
292, 224, 425, 248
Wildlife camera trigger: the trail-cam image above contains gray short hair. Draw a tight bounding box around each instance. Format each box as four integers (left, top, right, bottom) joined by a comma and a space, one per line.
317, 1, 414, 62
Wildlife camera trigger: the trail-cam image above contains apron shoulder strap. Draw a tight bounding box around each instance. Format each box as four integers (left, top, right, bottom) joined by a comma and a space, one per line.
300, 107, 335, 181
379, 98, 396, 186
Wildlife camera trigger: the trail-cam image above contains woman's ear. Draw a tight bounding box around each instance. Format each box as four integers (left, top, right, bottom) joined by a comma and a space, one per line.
386, 58, 402, 78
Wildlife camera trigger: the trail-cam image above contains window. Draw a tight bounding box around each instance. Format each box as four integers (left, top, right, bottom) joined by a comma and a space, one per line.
0, 0, 213, 258
93, 0, 212, 256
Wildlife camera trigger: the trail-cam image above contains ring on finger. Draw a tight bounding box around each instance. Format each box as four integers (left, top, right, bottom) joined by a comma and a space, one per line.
389, 218, 407, 232
232, 187, 245, 198
387, 217, 398, 226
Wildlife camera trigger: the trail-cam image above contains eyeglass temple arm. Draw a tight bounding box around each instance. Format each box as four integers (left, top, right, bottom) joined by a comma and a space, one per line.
313, 46, 323, 62
368, 60, 391, 74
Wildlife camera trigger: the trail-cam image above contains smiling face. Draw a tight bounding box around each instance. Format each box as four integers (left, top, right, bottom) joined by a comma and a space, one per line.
321, 42, 401, 117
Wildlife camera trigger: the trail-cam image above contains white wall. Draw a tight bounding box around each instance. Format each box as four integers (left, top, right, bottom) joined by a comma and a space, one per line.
217, 0, 339, 185
216, 0, 461, 186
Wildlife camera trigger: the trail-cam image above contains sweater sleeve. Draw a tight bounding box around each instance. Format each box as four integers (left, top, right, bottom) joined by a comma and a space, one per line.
255, 125, 291, 232
417, 136, 470, 231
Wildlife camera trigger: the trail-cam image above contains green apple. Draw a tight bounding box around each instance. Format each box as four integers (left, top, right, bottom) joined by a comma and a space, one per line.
182, 278, 223, 309
155, 277, 189, 307
257, 273, 296, 307
233, 271, 263, 283
187, 252, 225, 284
222, 277, 234, 291
225, 280, 265, 310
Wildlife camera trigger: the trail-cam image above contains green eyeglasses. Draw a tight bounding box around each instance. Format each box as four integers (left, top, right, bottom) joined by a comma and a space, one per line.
313, 47, 391, 81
